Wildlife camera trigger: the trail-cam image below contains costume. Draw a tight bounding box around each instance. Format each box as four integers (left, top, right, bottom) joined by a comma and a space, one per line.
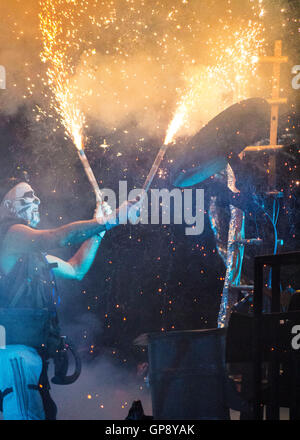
0, 218, 60, 420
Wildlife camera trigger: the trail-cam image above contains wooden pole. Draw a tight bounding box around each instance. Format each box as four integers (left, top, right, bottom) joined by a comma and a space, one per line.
142, 144, 168, 192
77, 149, 103, 203
243, 40, 288, 191
269, 41, 283, 188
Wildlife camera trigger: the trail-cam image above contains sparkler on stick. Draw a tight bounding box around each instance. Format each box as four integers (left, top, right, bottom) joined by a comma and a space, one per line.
54, 90, 104, 203
77, 148, 103, 203
142, 102, 188, 193
39, 0, 103, 204
142, 18, 265, 193
39, 0, 265, 201
142, 144, 168, 193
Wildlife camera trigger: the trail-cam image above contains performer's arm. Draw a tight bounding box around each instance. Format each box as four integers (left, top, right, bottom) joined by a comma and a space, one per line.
46, 233, 104, 280
45, 201, 108, 280
1, 201, 132, 255
3, 218, 106, 254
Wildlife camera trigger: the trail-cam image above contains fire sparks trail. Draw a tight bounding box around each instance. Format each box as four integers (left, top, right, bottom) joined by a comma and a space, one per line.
164, 103, 187, 146
163, 21, 266, 144
38, 0, 267, 147
144, 3, 265, 191
39, 0, 87, 151
143, 94, 187, 192
39, 0, 104, 201
38, 0, 267, 194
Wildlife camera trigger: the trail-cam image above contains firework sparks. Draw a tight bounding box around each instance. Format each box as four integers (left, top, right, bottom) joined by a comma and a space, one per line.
164, 102, 187, 146
143, 0, 266, 192
163, 21, 265, 143
38, 0, 266, 146
38, 0, 267, 196
39, 0, 106, 201
39, 0, 87, 151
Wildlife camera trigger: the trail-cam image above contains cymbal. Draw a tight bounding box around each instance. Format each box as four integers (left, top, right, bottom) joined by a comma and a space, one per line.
172, 98, 270, 187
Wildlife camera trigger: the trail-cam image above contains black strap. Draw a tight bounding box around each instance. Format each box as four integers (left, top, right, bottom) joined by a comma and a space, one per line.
28, 384, 40, 390
0, 384, 43, 414
48, 263, 58, 270
0, 387, 13, 398
0, 387, 13, 412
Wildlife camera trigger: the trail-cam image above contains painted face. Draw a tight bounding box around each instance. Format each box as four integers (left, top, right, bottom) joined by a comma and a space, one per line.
0, 182, 41, 227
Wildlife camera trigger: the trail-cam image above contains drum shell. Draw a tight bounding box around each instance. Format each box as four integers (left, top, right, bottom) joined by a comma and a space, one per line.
147, 328, 229, 420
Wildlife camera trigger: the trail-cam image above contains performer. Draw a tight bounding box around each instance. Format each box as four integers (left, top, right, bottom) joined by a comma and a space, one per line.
0, 181, 137, 420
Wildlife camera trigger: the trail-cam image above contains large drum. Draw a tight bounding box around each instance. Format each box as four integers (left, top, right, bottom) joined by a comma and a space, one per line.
136, 328, 230, 420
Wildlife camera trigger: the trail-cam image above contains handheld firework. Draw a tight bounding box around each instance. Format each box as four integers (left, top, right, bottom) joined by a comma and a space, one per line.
39, 0, 103, 206
142, 104, 187, 193
76, 148, 103, 203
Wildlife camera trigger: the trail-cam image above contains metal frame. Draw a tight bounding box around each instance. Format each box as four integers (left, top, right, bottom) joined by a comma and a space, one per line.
253, 251, 300, 419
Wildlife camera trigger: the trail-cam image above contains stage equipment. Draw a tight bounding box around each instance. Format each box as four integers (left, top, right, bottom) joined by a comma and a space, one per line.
51, 336, 81, 385
135, 328, 246, 420
243, 40, 288, 189
208, 164, 246, 327
226, 251, 300, 420
171, 92, 287, 327
253, 251, 300, 420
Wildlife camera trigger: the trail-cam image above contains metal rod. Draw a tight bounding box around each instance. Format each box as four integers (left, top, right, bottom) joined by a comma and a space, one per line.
265, 264, 281, 420
271, 265, 281, 313
253, 259, 264, 419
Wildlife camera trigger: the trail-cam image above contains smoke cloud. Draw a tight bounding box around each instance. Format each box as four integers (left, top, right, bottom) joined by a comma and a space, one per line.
50, 356, 152, 420
0, 0, 293, 142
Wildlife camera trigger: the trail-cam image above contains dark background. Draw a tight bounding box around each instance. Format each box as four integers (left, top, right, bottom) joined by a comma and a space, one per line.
0, 0, 299, 375
0, 100, 299, 372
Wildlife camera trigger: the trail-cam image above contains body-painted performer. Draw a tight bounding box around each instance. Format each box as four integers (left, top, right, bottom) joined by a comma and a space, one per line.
0, 181, 137, 420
